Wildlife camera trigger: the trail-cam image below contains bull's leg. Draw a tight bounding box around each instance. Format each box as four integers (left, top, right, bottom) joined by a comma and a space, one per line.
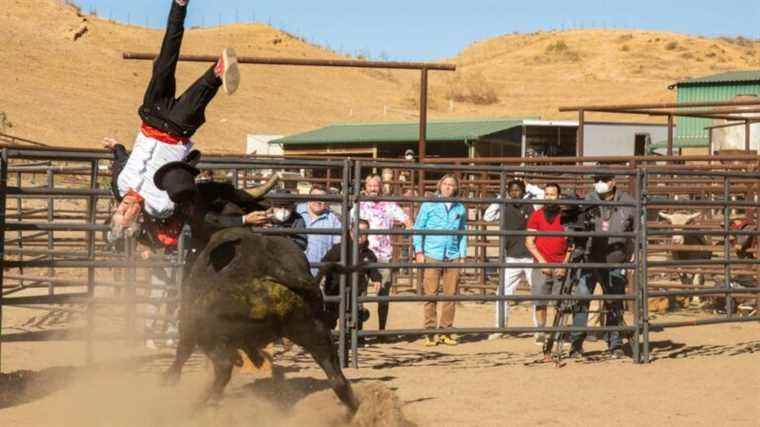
200, 343, 236, 406
241, 342, 284, 382
285, 318, 359, 413
162, 318, 197, 386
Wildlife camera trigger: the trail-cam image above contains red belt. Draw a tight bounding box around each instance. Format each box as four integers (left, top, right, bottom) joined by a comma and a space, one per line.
140, 122, 190, 145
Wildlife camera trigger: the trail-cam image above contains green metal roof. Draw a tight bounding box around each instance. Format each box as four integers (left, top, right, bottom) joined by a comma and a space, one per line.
669, 70, 760, 88
272, 118, 528, 145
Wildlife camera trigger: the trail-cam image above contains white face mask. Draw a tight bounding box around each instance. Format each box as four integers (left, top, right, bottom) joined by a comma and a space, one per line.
272, 208, 292, 223
594, 181, 612, 195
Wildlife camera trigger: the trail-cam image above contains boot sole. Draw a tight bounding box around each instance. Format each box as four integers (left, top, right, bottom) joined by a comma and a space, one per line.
221, 48, 240, 95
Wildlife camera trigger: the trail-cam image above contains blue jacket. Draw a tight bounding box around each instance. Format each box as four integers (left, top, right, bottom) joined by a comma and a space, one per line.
413, 200, 467, 261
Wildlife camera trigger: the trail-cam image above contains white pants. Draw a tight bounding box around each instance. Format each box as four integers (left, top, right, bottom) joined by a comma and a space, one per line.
117, 132, 192, 219
495, 257, 534, 327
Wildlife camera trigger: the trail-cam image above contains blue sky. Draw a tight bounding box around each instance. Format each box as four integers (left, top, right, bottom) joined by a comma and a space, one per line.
75, 0, 760, 60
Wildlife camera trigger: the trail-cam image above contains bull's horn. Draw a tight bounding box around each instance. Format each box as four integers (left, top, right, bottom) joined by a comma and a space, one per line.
248, 173, 280, 199
658, 212, 672, 221
688, 212, 703, 221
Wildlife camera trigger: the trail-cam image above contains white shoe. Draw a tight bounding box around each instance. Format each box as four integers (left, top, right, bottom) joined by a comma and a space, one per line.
488, 333, 504, 341
145, 339, 158, 350
218, 48, 240, 95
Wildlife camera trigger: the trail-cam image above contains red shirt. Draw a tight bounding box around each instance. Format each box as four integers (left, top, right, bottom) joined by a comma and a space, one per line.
527, 208, 567, 263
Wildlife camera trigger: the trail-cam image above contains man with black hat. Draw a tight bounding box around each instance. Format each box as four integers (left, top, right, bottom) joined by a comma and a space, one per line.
107, 0, 241, 240
152, 158, 279, 264
259, 187, 308, 251
568, 173, 636, 359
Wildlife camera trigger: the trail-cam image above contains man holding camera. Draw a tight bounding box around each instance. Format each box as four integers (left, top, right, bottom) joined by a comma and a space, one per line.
569, 174, 635, 359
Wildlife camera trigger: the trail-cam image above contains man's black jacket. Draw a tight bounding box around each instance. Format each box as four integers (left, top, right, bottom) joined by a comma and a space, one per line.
181, 181, 269, 251
319, 239, 382, 298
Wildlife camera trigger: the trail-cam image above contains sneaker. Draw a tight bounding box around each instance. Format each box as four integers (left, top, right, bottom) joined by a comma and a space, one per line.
215, 48, 240, 95
568, 345, 584, 359
423, 335, 438, 347
609, 348, 625, 359
439, 334, 458, 346
488, 333, 504, 341
145, 339, 158, 350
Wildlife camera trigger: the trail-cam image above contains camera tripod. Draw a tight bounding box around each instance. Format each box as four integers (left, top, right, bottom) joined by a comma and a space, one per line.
542, 251, 584, 365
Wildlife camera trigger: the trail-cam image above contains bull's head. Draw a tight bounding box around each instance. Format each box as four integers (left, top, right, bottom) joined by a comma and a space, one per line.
659, 211, 702, 246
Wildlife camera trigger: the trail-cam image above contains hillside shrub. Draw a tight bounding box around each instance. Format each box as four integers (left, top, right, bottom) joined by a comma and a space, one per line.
445, 71, 499, 105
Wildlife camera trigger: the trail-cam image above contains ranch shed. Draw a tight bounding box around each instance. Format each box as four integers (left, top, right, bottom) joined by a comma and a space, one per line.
271, 118, 667, 160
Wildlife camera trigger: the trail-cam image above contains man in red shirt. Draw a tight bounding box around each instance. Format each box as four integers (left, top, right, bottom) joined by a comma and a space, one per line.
525, 183, 570, 345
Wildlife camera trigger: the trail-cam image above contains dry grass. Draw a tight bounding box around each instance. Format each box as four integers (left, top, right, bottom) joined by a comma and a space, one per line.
444, 71, 499, 105
5, 2, 760, 151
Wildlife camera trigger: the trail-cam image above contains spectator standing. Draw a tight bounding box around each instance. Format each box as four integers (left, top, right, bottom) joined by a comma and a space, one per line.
525, 183, 569, 346
483, 179, 536, 339
351, 174, 413, 333
319, 220, 383, 341
413, 175, 468, 347
297, 185, 342, 275
569, 174, 635, 359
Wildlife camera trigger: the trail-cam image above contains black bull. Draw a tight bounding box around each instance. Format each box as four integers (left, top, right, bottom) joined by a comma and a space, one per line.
163, 227, 359, 412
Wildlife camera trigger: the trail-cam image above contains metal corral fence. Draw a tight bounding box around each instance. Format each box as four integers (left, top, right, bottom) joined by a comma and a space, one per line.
0, 146, 759, 370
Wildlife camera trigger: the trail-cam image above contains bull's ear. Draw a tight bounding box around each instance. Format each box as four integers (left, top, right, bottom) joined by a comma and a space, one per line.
658, 212, 672, 221
208, 238, 242, 273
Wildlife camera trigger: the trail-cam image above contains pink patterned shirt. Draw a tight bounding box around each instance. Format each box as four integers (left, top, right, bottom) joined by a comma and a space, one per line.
351, 201, 409, 262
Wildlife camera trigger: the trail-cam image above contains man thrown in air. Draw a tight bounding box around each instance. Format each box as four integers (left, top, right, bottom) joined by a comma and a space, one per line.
107, 0, 240, 238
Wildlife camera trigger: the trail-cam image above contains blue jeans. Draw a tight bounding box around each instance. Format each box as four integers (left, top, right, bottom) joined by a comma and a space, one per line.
570, 268, 626, 350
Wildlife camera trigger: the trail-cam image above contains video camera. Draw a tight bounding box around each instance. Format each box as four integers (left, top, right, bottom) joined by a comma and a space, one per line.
560, 200, 600, 251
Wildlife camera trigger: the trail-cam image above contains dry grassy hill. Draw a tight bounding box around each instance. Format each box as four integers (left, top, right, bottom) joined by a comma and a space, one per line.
2, 0, 760, 152
426, 30, 760, 120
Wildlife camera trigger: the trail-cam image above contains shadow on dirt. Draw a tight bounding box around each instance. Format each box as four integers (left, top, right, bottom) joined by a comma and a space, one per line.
0, 354, 170, 410
649, 339, 760, 360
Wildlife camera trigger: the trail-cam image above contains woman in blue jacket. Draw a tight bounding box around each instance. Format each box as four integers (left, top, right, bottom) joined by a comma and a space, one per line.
413, 175, 468, 346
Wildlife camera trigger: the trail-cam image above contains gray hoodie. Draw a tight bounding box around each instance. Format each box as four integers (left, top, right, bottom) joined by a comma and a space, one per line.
585, 189, 636, 263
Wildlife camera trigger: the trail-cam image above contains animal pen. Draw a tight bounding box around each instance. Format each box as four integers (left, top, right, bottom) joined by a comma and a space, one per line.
0, 143, 759, 370
0, 53, 759, 369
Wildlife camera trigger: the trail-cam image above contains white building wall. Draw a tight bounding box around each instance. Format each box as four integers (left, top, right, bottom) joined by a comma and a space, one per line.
583, 123, 668, 157
246, 134, 284, 155
712, 121, 760, 152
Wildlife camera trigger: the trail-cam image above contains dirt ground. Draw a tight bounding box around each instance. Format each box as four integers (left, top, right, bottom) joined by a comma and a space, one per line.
1, 299, 758, 426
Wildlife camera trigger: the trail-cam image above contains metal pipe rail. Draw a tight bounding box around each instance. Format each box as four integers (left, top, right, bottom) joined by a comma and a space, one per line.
359, 325, 638, 338
122, 52, 457, 71
360, 294, 635, 303
2, 151, 760, 370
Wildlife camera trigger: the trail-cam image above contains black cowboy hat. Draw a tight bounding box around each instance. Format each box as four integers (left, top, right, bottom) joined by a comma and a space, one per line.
154, 149, 202, 203
263, 187, 296, 208
592, 173, 615, 182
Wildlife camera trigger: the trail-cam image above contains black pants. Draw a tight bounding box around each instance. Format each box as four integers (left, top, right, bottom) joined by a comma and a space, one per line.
324, 281, 369, 331
377, 281, 391, 330
110, 144, 130, 202
138, 1, 221, 138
